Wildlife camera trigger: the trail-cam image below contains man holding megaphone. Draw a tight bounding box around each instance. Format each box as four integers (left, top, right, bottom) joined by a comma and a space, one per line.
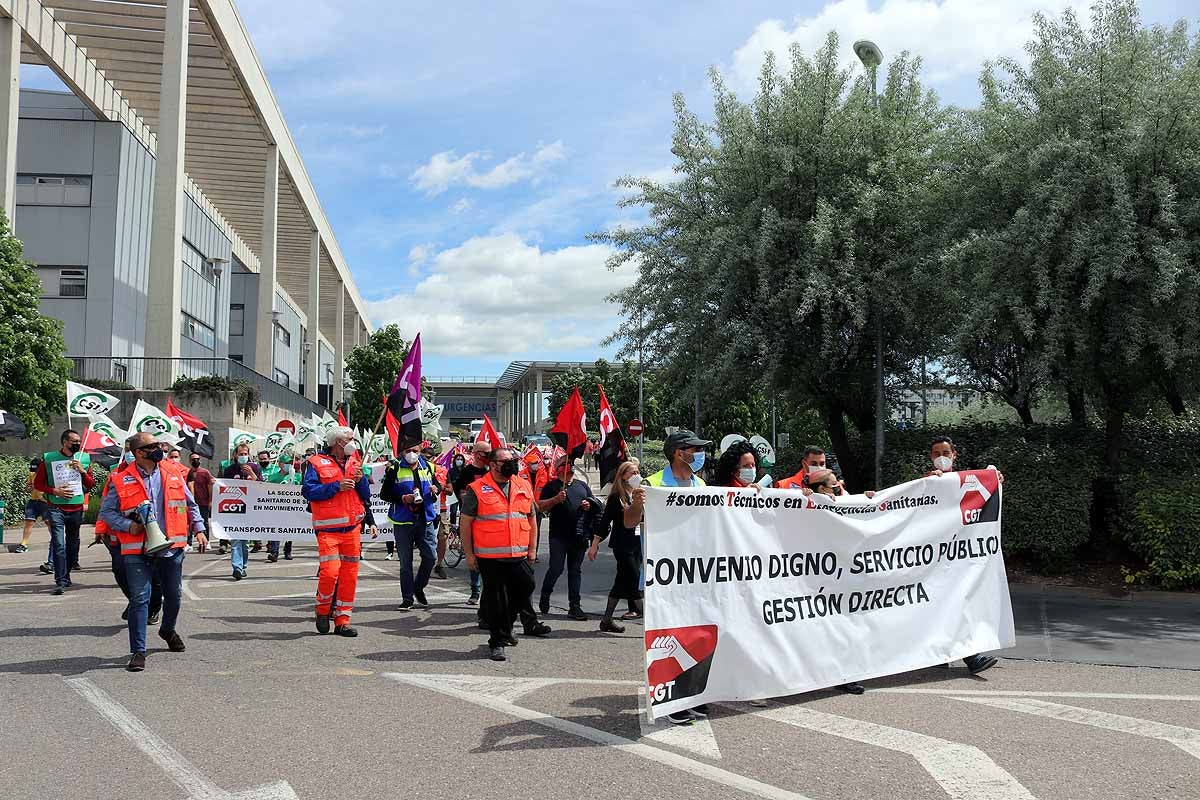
100, 432, 208, 672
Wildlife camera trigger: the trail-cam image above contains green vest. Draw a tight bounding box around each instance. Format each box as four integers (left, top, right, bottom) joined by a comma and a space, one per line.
43, 450, 91, 506
263, 465, 301, 485
645, 468, 706, 488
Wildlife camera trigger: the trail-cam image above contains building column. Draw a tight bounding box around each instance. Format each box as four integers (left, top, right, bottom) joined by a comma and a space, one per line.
527, 381, 535, 434
304, 231, 320, 401
352, 310, 361, 349
0, 18, 19, 225
334, 279, 345, 406
535, 369, 544, 432
144, 0, 189, 359
254, 144, 279, 374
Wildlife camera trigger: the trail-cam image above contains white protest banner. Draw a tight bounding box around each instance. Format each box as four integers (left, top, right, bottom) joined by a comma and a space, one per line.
66, 381, 120, 417
641, 470, 1014, 720
211, 463, 389, 542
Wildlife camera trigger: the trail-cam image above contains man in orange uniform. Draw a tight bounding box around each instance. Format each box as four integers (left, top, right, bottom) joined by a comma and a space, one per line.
99, 432, 208, 672
94, 443, 161, 623
301, 425, 378, 637
461, 446, 551, 661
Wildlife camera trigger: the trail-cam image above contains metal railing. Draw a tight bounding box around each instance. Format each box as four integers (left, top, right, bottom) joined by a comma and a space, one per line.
68, 357, 330, 419
425, 375, 499, 384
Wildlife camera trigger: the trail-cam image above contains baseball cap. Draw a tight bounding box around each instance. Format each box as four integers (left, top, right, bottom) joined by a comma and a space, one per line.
664, 429, 712, 456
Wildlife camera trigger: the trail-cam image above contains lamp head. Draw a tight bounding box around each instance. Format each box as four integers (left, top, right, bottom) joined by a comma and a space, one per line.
853, 39, 883, 69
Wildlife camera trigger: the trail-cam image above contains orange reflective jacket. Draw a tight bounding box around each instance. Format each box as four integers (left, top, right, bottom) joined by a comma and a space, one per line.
112, 461, 190, 555
469, 472, 533, 559
307, 454, 366, 532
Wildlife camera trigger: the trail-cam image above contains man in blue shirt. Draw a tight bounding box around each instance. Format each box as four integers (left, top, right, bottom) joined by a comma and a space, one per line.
381, 439, 441, 609
100, 432, 207, 672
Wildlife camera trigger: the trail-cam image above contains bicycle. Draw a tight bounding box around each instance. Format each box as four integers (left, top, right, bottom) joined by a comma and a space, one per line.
443, 523, 465, 568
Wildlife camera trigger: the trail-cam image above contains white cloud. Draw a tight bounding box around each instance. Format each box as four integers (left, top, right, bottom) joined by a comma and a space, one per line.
731, 0, 1090, 89
366, 233, 633, 358
451, 198, 473, 214
407, 244, 432, 266
410, 141, 568, 195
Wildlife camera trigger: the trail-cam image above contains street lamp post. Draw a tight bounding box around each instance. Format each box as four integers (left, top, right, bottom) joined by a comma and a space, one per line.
637, 308, 644, 462
206, 257, 229, 364
270, 308, 282, 385
854, 38, 886, 490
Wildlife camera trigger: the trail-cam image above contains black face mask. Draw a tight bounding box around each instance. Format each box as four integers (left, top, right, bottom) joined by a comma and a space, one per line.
190, 459, 200, 467
499, 460, 519, 478
144, 448, 165, 464
259, 461, 270, 469
66, 442, 81, 454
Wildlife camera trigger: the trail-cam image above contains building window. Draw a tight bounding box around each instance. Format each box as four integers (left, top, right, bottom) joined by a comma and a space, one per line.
181, 313, 215, 349
16, 175, 92, 206
274, 368, 290, 386
274, 322, 291, 347
113, 363, 127, 383
35, 267, 88, 298
229, 304, 245, 336
182, 240, 217, 285
230, 354, 243, 363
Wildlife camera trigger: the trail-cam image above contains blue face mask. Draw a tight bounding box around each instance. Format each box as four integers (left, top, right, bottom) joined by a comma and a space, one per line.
689, 451, 706, 473
123, 452, 136, 464
236, 455, 249, 465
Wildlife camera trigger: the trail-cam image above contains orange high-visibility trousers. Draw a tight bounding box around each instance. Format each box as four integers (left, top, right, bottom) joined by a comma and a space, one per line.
316, 530, 361, 626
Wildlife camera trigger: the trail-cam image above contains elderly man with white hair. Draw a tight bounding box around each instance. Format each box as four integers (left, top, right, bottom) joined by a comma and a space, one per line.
301, 425, 378, 637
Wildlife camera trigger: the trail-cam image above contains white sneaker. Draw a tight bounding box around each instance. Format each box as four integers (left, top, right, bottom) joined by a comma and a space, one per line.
184, 545, 194, 553
385, 553, 395, 561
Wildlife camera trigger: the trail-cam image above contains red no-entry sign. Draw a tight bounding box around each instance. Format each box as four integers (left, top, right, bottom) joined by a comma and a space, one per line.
276, 420, 296, 435
627, 419, 645, 437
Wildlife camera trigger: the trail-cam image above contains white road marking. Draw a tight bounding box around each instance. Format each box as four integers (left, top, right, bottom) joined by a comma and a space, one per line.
737, 702, 1035, 800
951, 696, 1200, 761
873, 689, 1200, 702
66, 677, 300, 799
638, 688, 723, 760
1039, 597, 1054, 660
182, 559, 220, 601
357, 558, 392, 577
385, 672, 811, 800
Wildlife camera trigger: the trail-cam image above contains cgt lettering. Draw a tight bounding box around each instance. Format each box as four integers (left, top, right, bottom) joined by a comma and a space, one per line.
649, 680, 676, 702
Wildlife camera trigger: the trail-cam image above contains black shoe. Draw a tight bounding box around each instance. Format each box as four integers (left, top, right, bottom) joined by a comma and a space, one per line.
121, 605, 129, 621
398, 599, 414, 610
477, 618, 489, 631
334, 624, 358, 637
489, 646, 506, 661
568, 606, 588, 621
599, 618, 625, 633
523, 622, 552, 637
232, 569, 242, 581
283, 553, 293, 560
267, 553, 278, 563
39, 562, 52, 574
433, 565, 447, 580
466, 592, 479, 606
147, 611, 161, 625
71, 562, 82, 571
965, 654, 998, 675
52, 586, 65, 596
689, 704, 710, 719
504, 636, 519, 646
126, 652, 146, 672
315, 614, 331, 635
667, 711, 693, 726
250, 544, 262, 553
414, 590, 428, 607
218, 545, 228, 555
14, 544, 28, 553
538, 596, 550, 615
836, 682, 866, 695
159, 631, 185, 652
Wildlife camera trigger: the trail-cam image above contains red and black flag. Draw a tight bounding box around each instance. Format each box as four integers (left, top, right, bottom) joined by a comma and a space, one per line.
550, 386, 588, 461
596, 384, 626, 487
475, 414, 502, 450
386, 333, 424, 449
81, 424, 122, 467
165, 398, 214, 459
0, 408, 28, 440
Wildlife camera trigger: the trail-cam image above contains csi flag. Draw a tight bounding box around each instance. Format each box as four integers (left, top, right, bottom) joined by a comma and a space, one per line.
550, 386, 588, 460
596, 384, 626, 487
420, 398, 445, 442
165, 398, 214, 459
81, 424, 122, 467
386, 333, 423, 449
228, 427, 260, 454
129, 399, 182, 443
66, 381, 120, 417
86, 413, 126, 448
0, 408, 29, 439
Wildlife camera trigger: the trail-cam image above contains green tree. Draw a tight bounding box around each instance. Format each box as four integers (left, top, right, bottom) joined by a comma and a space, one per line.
344, 325, 414, 429
0, 212, 72, 439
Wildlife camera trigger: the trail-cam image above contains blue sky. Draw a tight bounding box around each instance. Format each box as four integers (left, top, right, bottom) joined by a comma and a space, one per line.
25, 0, 1195, 377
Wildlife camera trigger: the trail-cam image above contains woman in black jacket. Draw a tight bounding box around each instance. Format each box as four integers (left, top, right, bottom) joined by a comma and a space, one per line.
588, 458, 644, 633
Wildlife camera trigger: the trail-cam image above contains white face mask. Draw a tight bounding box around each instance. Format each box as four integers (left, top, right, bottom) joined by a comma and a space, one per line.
404, 451, 419, 465
627, 474, 642, 489
738, 467, 757, 484
933, 455, 954, 472
342, 441, 358, 454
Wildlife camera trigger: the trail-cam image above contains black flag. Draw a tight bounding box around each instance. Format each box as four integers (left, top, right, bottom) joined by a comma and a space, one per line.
596, 384, 626, 487
0, 409, 29, 440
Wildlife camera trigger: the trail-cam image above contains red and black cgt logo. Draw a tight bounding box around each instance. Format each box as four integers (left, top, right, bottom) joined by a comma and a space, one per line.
217, 497, 247, 514
645, 624, 718, 707
958, 469, 1000, 526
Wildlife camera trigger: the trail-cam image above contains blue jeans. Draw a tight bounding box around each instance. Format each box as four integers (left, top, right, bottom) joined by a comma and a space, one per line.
45, 507, 82, 589
469, 569, 481, 594
105, 542, 161, 614
123, 548, 184, 654
541, 535, 587, 607
266, 540, 292, 557
394, 520, 437, 601
231, 540, 248, 572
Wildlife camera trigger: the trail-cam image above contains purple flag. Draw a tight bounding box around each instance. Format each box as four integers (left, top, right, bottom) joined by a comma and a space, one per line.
387, 333, 423, 448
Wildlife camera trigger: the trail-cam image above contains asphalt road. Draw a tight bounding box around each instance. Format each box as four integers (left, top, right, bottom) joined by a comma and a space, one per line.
2, 527, 1198, 800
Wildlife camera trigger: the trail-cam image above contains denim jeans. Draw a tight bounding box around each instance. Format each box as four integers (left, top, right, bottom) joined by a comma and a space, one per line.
541, 535, 587, 607
45, 507, 82, 589
394, 520, 437, 601
230, 540, 248, 572
123, 548, 184, 654
266, 540, 292, 557
469, 569, 481, 593
105, 542, 162, 614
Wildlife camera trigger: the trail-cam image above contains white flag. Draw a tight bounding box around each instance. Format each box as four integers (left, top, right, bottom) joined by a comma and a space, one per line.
128, 399, 182, 441
67, 381, 120, 417
419, 398, 444, 442
86, 413, 127, 446
228, 427, 260, 454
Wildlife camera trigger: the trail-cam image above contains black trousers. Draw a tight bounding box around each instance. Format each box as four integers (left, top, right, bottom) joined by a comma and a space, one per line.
477, 557, 538, 649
